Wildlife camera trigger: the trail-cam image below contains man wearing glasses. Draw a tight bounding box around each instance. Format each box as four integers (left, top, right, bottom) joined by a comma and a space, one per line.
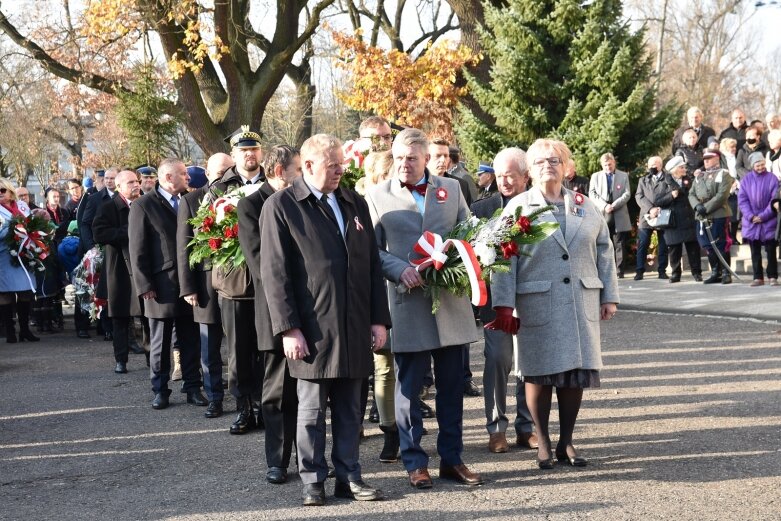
357, 116, 394, 152
14, 187, 38, 209
64, 178, 83, 214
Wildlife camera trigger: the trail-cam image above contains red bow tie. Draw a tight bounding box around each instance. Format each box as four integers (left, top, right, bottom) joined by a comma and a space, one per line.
402, 182, 427, 196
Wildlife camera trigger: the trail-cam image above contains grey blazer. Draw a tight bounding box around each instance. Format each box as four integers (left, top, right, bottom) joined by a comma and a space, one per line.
491, 187, 620, 376
365, 174, 479, 352
589, 169, 632, 232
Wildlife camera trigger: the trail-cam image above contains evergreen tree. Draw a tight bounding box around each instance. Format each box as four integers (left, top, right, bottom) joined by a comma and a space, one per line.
458, 0, 681, 174
115, 64, 180, 167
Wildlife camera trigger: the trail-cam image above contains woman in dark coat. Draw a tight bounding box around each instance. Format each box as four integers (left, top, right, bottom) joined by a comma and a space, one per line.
655, 156, 702, 283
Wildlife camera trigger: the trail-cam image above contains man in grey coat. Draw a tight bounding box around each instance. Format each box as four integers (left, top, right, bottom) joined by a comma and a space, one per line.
589, 153, 631, 277
365, 128, 483, 490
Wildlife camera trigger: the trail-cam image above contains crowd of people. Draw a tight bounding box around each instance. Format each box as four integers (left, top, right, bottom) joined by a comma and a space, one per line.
1, 107, 779, 506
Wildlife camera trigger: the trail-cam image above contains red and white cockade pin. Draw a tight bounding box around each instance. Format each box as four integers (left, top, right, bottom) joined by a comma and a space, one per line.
616, 184, 622, 191
354, 216, 364, 231
435, 187, 448, 202
574, 192, 585, 206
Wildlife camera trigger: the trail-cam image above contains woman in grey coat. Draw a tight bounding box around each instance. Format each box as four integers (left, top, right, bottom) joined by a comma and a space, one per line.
488, 139, 619, 469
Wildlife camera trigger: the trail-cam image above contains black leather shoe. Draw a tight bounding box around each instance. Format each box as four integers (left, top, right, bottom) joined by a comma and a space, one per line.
266, 467, 288, 484
368, 401, 380, 423
302, 483, 326, 506
617, 271, 624, 279
104, 332, 113, 341
633, 272, 644, 281
114, 362, 128, 374
186, 391, 208, 406
204, 401, 223, 418
556, 444, 588, 467
669, 275, 681, 283
19, 330, 40, 342
129, 342, 145, 354
693, 273, 703, 282
77, 330, 90, 339
230, 399, 256, 434
334, 479, 384, 501
658, 272, 669, 280
537, 455, 554, 469
464, 380, 481, 397
152, 393, 169, 410
419, 399, 435, 419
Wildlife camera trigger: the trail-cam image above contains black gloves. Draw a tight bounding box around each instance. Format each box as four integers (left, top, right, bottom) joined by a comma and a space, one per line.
695, 204, 707, 217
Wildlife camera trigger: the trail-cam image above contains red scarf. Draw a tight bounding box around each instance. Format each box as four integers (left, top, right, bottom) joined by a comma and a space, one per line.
1, 201, 24, 218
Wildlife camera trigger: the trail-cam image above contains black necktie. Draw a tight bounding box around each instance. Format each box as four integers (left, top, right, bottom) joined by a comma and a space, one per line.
319, 194, 341, 233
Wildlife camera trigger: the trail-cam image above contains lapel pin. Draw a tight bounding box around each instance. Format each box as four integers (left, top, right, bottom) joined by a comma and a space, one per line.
435, 187, 448, 203
354, 216, 364, 231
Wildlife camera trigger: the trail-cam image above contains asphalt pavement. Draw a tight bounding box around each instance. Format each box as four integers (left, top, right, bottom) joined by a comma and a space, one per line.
1, 288, 780, 520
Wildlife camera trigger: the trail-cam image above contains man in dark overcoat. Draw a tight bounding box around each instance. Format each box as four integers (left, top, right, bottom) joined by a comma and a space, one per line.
128, 158, 206, 410
177, 153, 235, 418
211, 127, 265, 434
634, 156, 670, 281
93, 170, 144, 374
237, 145, 301, 485
260, 134, 391, 506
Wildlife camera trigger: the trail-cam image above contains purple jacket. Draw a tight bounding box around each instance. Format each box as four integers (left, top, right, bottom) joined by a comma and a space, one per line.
738, 170, 779, 241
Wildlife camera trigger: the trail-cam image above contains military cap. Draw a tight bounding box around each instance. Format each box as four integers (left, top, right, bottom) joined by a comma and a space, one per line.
224, 125, 263, 149
136, 165, 158, 177
476, 162, 495, 175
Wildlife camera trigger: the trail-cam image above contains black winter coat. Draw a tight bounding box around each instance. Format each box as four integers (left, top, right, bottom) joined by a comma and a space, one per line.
654, 174, 697, 245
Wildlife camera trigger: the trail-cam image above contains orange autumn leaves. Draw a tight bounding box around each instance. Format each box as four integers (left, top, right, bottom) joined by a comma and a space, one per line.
332, 31, 481, 140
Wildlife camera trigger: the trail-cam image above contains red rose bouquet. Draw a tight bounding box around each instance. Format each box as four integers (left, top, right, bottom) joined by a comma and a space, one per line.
188, 184, 261, 269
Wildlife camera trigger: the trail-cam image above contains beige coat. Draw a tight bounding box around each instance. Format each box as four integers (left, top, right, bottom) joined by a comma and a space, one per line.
366, 174, 479, 352
491, 187, 620, 376
589, 169, 632, 232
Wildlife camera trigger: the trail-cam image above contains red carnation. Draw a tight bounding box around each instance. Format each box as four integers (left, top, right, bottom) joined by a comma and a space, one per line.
202, 216, 214, 231
516, 216, 532, 234
208, 238, 222, 250
500, 241, 520, 259
223, 204, 235, 214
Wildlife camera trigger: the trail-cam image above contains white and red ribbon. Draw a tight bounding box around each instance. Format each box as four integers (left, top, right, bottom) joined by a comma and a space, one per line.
411, 231, 487, 306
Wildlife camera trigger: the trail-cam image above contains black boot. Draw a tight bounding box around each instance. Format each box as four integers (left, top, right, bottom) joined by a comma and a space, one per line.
721, 252, 732, 284
39, 300, 53, 333
703, 252, 721, 284
230, 396, 256, 435
17, 301, 39, 342
378, 424, 400, 463
368, 399, 379, 423
1, 304, 16, 343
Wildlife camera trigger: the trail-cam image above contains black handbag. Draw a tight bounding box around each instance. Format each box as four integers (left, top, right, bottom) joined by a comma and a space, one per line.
644, 208, 674, 229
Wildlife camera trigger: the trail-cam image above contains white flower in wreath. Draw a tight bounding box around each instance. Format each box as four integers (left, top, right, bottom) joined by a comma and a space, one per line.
473, 241, 496, 267
214, 195, 240, 223
237, 183, 263, 198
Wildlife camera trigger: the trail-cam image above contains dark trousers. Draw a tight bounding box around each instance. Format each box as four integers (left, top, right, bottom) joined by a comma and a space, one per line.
297, 377, 362, 484
749, 239, 778, 280
697, 217, 727, 252
199, 323, 224, 402
668, 241, 702, 277
148, 316, 201, 395
262, 351, 297, 469
112, 317, 132, 364
463, 345, 473, 381
607, 220, 629, 273
74, 305, 90, 332
636, 228, 669, 273
395, 345, 465, 471
220, 298, 262, 399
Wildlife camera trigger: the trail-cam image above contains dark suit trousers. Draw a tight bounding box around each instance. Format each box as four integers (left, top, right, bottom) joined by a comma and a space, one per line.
636, 228, 669, 273
112, 317, 131, 364
261, 351, 297, 469
297, 377, 362, 484
199, 323, 224, 402
607, 220, 628, 272
221, 298, 262, 399
74, 306, 90, 332
148, 316, 201, 395
668, 241, 702, 277
395, 345, 465, 471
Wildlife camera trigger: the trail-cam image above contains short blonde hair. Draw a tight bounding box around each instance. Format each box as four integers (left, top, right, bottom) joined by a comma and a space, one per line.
526, 139, 572, 169
364, 150, 393, 186
0, 178, 17, 201
719, 138, 737, 152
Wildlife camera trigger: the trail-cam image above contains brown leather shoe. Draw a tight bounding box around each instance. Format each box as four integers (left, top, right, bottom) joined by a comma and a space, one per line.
408, 467, 433, 489
516, 432, 539, 449
439, 463, 484, 486
488, 432, 509, 453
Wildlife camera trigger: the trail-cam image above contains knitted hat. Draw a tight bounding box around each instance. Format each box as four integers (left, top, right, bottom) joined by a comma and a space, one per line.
748, 151, 765, 167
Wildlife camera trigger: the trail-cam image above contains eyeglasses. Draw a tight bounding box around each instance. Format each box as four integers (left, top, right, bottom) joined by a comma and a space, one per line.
532, 157, 562, 167
362, 134, 393, 142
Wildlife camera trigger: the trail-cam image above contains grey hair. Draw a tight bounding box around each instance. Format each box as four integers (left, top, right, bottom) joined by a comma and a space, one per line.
493, 147, 528, 174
